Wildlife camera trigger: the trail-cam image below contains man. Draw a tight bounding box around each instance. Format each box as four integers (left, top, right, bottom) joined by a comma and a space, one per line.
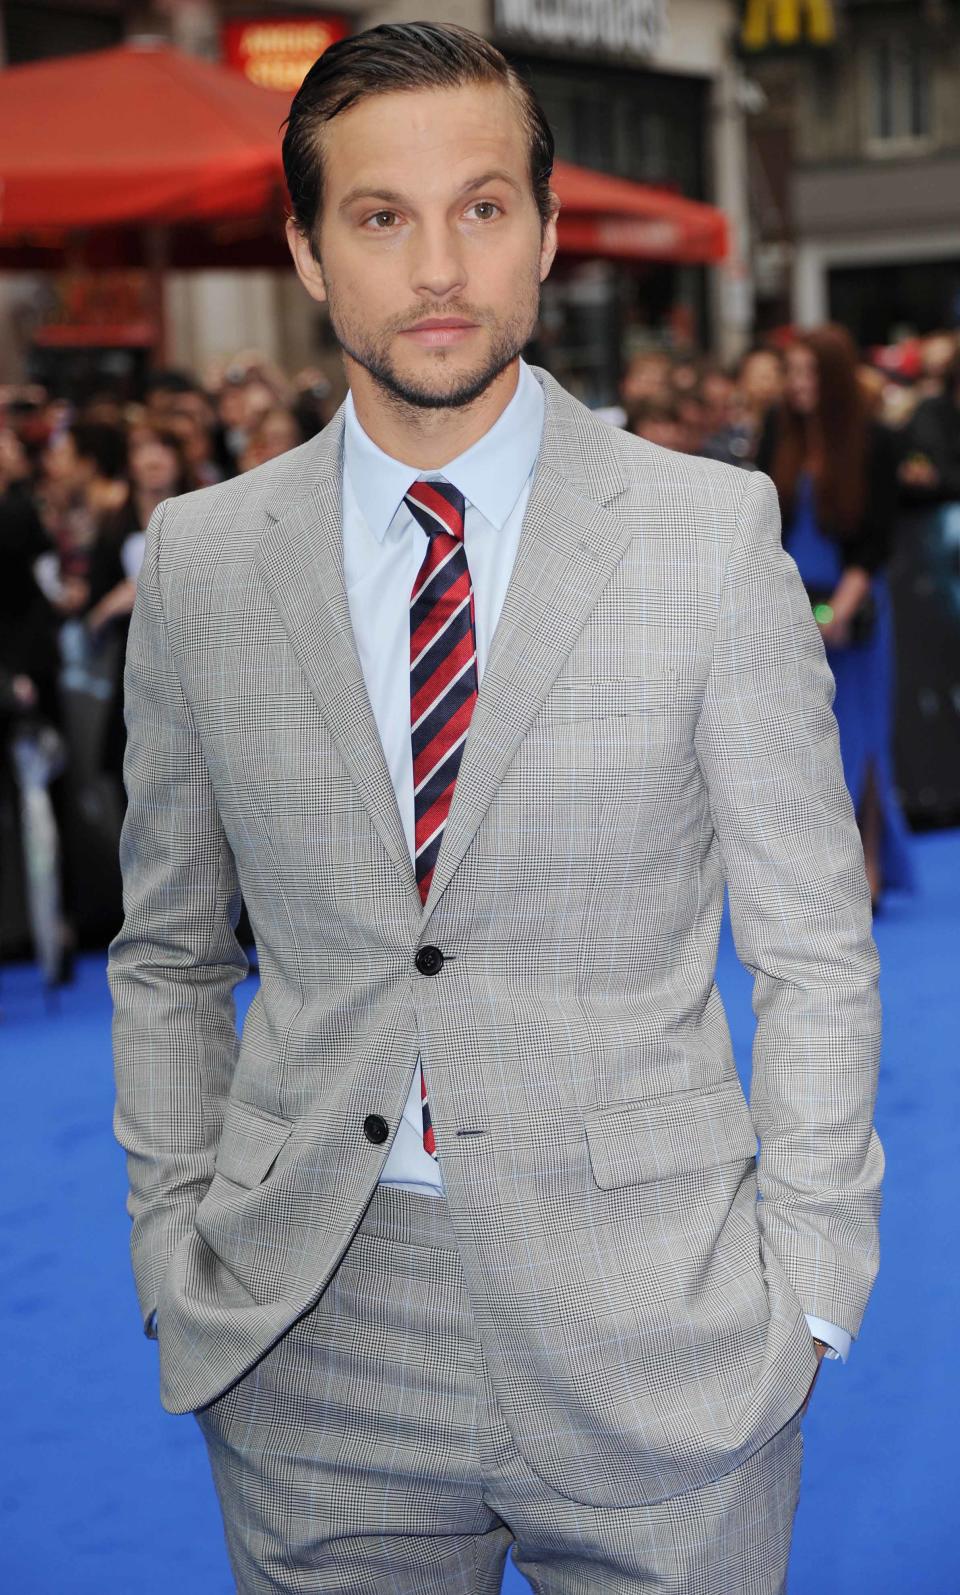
110, 23, 883, 1594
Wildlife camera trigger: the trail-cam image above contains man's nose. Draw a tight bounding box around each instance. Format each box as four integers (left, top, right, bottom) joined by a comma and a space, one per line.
410, 222, 467, 300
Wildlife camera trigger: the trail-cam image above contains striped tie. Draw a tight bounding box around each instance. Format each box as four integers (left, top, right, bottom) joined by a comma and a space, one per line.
406, 478, 478, 1160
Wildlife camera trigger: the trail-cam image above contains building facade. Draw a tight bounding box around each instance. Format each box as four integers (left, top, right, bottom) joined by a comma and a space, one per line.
744, 0, 960, 345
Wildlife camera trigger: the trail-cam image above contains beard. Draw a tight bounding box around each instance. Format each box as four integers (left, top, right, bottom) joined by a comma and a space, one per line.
323, 273, 541, 412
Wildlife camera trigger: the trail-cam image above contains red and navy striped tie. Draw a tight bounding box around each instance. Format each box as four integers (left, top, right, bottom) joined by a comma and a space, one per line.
406, 477, 478, 1159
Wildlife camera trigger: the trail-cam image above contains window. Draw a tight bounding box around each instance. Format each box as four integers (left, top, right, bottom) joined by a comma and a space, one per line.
868, 37, 932, 148
513, 57, 707, 201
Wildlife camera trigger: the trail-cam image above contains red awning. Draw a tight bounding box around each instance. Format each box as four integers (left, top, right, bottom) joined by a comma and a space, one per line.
0, 42, 727, 265
0, 41, 291, 232
553, 165, 727, 264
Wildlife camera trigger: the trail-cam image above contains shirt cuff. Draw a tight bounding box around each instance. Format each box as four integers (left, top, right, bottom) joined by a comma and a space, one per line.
805, 1314, 851, 1362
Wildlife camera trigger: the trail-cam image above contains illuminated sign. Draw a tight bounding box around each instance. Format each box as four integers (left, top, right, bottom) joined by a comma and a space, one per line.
741, 0, 836, 50
223, 16, 349, 93
32, 272, 157, 348
495, 0, 666, 57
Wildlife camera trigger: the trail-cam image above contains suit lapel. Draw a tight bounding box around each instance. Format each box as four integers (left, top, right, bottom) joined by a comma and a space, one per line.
255, 414, 417, 896
420, 372, 630, 926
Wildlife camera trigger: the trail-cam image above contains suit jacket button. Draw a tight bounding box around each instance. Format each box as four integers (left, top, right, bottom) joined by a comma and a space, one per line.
363, 1114, 389, 1145
415, 945, 444, 976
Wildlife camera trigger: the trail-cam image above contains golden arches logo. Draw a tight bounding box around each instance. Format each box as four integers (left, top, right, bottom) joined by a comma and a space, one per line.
741, 0, 836, 49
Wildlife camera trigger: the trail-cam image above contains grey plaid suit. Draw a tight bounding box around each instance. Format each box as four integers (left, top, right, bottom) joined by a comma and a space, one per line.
110, 368, 882, 1521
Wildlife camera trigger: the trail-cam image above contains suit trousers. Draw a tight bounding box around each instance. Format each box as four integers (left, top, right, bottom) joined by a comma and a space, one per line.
195, 1185, 804, 1595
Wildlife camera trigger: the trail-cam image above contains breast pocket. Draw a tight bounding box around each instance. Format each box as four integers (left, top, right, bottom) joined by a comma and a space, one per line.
543, 675, 680, 722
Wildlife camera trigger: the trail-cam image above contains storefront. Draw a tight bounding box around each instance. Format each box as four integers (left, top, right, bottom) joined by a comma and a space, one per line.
505, 49, 710, 401
22, 271, 157, 403
492, 0, 750, 396
792, 153, 960, 346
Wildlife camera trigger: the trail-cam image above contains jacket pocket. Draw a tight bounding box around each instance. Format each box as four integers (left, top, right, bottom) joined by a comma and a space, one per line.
214, 1096, 294, 1189
542, 675, 679, 721
584, 1081, 757, 1190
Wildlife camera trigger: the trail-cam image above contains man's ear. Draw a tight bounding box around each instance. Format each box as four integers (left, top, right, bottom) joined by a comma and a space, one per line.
539, 191, 560, 283
286, 217, 328, 305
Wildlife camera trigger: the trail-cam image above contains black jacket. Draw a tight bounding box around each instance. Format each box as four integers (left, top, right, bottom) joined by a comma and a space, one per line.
899, 392, 960, 507
0, 483, 61, 725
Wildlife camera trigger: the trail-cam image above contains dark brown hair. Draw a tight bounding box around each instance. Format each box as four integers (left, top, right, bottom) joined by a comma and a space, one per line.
770, 324, 869, 538
627, 396, 680, 429
69, 421, 128, 483
125, 424, 195, 500
281, 21, 556, 256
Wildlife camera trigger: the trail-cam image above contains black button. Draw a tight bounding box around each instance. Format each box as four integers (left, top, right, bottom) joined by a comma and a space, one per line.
415, 945, 444, 976
363, 1114, 389, 1145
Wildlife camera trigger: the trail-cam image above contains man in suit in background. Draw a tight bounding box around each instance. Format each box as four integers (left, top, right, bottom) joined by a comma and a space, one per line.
110, 23, 883, 1593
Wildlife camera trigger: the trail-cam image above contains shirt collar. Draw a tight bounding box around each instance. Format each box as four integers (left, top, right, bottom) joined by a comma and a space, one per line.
343, 359, 545, 543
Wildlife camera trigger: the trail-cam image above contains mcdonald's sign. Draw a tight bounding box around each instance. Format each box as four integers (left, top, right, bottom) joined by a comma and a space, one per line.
741, 0, 836, 50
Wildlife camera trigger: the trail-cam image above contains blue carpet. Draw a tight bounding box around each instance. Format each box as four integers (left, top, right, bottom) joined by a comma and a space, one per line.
0, 832, 956, 1593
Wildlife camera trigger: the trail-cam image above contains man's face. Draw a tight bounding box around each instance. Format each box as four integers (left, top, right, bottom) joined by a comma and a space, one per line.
287, 82, 557, 410
0, 427, 29, 485
44, 433, 81, 487
784, 344, 818, 417
741, 351, 783, 411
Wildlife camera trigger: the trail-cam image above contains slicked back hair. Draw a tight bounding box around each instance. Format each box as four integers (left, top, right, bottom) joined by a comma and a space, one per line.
281, 21, 556, 255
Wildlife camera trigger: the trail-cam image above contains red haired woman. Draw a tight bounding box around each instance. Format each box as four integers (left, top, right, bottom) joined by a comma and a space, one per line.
757, 324, 913, 908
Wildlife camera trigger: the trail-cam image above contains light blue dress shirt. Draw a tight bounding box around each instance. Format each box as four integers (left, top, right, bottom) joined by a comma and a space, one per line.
338, 359, 850, 1363
342, 359, 544, 1197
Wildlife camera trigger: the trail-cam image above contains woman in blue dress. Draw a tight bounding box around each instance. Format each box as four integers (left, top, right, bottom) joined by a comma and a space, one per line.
757, 324, 914, 908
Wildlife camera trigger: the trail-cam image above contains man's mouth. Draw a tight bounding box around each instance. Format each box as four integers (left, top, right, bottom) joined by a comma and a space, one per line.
399, 318, 478, 348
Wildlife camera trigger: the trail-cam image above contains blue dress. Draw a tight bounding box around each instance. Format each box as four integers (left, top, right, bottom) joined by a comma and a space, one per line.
784, 472, 914, 892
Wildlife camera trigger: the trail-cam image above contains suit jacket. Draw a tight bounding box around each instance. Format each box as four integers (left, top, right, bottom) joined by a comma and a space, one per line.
109, 368, 883, 1510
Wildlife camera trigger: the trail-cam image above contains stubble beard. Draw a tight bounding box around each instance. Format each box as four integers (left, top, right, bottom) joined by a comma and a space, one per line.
323, 275, 542, 414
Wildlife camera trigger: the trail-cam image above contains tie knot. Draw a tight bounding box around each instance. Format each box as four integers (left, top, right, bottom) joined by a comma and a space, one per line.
404, 477, 466, 543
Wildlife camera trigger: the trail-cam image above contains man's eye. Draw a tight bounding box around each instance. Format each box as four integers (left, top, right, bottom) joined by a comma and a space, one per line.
468, 202, 501, 221
366, 211, 398, 229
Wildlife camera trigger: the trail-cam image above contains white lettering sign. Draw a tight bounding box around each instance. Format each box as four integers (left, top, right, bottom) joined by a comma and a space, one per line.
495, 0, 667, 57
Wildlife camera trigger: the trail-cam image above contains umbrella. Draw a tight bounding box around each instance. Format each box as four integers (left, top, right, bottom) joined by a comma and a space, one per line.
0, 40, 291, 233
553, 165, 727, 263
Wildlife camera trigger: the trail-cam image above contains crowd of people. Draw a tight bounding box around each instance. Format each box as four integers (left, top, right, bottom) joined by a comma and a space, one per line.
2, 326, 959, 984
